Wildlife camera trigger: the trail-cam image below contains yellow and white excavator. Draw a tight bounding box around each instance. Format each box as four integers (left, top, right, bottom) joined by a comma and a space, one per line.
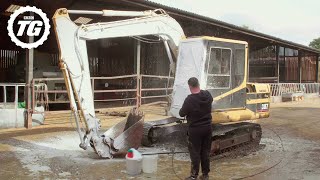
52, 8, 270, 158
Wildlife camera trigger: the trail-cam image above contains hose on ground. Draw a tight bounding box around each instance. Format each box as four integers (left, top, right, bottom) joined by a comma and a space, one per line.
232, 127, 285, 180
168, 126, 285, 180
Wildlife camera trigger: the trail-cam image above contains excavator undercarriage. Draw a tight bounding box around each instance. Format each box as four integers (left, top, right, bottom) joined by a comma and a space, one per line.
141, 118, 262, 156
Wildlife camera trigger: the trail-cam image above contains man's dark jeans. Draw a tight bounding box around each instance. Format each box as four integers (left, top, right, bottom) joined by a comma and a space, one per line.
188, 126, 212, 176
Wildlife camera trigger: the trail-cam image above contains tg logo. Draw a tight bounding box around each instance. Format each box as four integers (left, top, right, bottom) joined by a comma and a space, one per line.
17, 18, 43, 37
7, 6, 50, 49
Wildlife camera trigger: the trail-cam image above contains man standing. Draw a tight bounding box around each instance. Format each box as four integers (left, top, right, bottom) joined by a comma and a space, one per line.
179, 77, 213, 180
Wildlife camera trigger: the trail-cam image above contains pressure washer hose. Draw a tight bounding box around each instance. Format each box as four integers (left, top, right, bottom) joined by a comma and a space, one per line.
142, 126, 285, 180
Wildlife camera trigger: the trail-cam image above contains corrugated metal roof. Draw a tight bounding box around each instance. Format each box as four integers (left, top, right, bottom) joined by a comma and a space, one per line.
123, 0, 320, 54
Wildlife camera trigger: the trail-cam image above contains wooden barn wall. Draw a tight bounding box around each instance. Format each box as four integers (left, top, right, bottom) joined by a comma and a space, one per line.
249, 46, 277, 82
87, 37, 135, 77
301, 56, 317, 82
141, 42, 170, 76
284, 57, 299, 82
86, 37, 170, 77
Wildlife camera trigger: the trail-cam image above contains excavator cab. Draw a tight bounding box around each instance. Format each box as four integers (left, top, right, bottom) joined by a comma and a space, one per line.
171, 37, 248, 117
171, 36, 270, 122
168, 37, 269, 154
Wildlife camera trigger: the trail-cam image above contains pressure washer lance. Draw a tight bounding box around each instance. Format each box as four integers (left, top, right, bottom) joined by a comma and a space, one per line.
142, 151, 188, 156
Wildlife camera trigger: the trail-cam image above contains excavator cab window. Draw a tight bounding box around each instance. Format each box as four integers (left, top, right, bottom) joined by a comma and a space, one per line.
204, 39, 247, 110
234, 49, 246, 87
206, 47, 232, 89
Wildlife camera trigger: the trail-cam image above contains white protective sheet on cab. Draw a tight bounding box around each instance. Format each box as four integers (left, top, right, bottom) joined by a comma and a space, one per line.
170, 39, 207, 118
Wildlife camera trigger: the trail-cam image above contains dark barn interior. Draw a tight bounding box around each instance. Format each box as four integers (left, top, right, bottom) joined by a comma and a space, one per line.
0, 0, 319, 110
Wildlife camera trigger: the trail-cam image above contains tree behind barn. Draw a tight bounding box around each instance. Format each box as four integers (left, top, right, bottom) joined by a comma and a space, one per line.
309, 37, 320, 50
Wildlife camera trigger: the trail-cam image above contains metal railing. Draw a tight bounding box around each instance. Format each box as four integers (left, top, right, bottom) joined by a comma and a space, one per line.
303, 83, 320, 94
0, 83, 25, 109
32, 74, 174, 111
0, 50, 19, 70
140, 74, 174, 100
270, 83, 320, 96
33, 83, 49, 111
91, 75, 138, 103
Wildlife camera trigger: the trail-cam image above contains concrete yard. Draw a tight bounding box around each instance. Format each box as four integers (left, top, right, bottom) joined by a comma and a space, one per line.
1, 99, 320, 180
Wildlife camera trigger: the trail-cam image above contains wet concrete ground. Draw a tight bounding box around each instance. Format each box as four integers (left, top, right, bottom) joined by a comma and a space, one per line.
1, 99, 320, 179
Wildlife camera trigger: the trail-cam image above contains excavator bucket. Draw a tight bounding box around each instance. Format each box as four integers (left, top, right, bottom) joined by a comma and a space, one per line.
102, 108, 144, 157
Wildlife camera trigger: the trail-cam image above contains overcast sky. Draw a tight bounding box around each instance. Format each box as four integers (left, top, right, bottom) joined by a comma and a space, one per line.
151, 0, 320, 46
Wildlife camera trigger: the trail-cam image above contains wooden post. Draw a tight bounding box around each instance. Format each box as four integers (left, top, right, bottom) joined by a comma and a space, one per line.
25, 4, 34, 129
298, 50, 302, 83
25, 40, 34, 129
276, 45, 280, 83
316, 55, 319, 83
247, 45, 250, 82
136, 40, 141, 108
283, 47, 286, 82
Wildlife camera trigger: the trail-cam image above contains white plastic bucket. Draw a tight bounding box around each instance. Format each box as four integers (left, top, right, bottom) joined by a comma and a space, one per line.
126, 158, 142, 175
142, 155, 158, 173
126, 148, 142, 176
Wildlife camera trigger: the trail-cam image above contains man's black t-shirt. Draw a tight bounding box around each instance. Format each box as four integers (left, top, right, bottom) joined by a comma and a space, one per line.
179, 90, 213, 128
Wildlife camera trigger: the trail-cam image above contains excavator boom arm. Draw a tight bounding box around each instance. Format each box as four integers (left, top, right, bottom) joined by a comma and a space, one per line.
52, 8, 185, 158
